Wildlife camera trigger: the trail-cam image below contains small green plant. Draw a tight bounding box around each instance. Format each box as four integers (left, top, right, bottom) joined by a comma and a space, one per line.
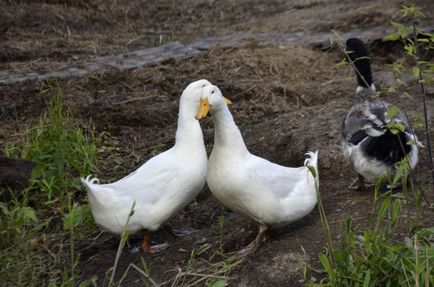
4, 79, 99, 205
384, 4, 434, 193
1, 79, 101, 286
108, 201, 136, 286
218, 209, 226, 253
308, 194, 434, 287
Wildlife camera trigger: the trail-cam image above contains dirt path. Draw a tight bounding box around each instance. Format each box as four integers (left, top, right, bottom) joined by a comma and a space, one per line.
2, 24, 434, 85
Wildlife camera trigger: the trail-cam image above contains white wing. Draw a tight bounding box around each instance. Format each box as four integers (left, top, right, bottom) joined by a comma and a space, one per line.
95, 148, 179, 204
247, 155, 311, 199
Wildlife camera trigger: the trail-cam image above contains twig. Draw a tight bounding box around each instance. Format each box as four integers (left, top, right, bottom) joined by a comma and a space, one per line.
109, 201, 136, 286
411, 21, 434, 195
131, 263, 159, 287
112, 95, 154, 106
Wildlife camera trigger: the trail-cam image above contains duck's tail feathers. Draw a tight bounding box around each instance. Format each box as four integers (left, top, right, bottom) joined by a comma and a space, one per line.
81, 175, 109, 206
304, 151, 319, 184
81, 175, 101, 191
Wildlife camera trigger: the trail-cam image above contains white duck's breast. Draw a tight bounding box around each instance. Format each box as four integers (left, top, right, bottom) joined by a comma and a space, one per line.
343, 141, 388, 182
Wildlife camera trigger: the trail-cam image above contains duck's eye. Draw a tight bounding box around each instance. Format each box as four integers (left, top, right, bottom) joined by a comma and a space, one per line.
211, 90, 215, 94
202, 84, 206, 88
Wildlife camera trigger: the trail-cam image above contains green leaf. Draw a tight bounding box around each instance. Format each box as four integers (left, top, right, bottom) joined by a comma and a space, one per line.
319, 253, 334, 276
384, 33, 400, 41
391, 199, 401, 223
209, 279, 228, 287
391, 21, 409, 39
386, 106, 399, 119
63, 203, 94, 231
386, 86, 397, 93
308, 165, 317, 178
0, 202, 9, 215
14, 206, 38, 224
363, 270, 371, 287
378, 195, 391, 219
334, 58, 348, 69
411, 66, 420, 78
404, 44, 416, 56
386, 121, 405, 135
392, 167, 404, 185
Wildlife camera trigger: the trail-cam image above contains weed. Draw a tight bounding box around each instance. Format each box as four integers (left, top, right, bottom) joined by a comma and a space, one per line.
385, 5, 434, 193
308, 193, 434, 287
0, 79, 101, 286
218, 208, 225, 254
4, 79, 99, 206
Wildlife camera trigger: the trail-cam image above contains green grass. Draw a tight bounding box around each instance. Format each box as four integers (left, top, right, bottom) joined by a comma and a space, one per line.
4, 80, 98, 205
308, 191, 434, 287
1, 79, 99, 286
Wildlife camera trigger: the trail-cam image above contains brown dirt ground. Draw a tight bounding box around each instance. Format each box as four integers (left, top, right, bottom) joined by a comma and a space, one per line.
1, 0, 434, 286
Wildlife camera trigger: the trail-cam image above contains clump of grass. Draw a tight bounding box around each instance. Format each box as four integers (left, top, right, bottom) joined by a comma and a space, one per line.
4, 79, 98, 205
1, 79, 101, 286
309, 187, 434, 287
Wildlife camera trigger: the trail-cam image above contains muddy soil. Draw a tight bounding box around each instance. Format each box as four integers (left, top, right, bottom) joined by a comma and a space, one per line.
1, 0, 434, 286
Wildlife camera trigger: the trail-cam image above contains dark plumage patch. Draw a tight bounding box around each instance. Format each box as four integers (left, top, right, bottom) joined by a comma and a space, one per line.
349, 130, 368, 145
361, 130, 411, 165
346, 38, 373, 87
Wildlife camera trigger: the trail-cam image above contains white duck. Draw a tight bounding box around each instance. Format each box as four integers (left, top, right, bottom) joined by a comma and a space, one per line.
195, 84, 319, 255
342, 38, 420, 190
81, 79, 210, 252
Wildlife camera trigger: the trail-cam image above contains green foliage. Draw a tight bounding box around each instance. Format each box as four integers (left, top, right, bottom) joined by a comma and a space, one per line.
209, 279, 228, 287
386, 120, 406, 135
4, 79, 99, 204
63, 203, 94, 237
0, 80, 101, 286
218, 209, 226, 253
383, 3, 434, 194
309, 192, 434, 287
0, 203, 38, 249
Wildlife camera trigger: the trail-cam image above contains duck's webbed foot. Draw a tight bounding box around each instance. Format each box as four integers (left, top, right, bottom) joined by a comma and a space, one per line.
238, 223, 268, 257
348, 174, 372, 191
139, 230, 169, 253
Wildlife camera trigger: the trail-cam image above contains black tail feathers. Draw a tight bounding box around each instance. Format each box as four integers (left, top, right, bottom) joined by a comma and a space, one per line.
346, 38, 373, 88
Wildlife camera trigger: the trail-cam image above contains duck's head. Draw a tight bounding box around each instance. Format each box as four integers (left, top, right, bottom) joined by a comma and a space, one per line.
195, 84, 232, 120
181, 79, 212, 108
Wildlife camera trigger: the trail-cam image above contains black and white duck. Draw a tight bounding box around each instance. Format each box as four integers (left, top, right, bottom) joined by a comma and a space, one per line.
342, 38, 420, 190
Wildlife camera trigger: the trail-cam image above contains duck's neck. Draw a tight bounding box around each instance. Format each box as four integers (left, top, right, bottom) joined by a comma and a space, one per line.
212, 104, 248, 153
355, 84, 376, 102
174, 100, 205, 151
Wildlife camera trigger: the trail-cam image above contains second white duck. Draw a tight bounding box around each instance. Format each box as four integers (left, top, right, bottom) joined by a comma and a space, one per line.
81, 79, 210, 252
196, 84, 319, 255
